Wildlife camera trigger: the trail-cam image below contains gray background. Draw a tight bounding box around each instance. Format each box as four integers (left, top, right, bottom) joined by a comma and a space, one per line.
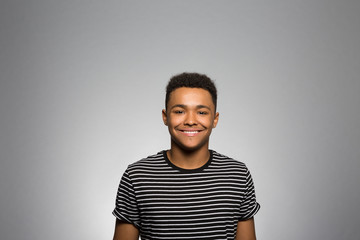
1, 0, 359, 239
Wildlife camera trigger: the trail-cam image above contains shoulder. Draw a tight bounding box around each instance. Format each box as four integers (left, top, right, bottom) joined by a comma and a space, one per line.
126, 151, 167, 172
211, 150, 249, 172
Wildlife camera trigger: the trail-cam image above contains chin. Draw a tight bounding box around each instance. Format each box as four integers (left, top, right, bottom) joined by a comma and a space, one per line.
174, 142, 208, 152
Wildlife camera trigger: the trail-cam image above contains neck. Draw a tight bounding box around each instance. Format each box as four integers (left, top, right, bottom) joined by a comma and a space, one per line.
167, 144, 210, 170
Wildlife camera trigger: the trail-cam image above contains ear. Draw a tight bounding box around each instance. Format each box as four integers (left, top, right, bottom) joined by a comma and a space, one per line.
162, 109, 168, 126
212, 112, 219, 128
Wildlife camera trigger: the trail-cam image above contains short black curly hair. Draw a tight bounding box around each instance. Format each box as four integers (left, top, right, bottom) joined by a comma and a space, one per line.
165, 72, 217, 111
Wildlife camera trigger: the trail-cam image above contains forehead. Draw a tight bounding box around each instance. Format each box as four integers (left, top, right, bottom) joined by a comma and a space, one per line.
168, 87, 214, 107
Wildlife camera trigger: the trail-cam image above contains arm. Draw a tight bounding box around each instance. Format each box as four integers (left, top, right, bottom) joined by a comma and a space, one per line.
235, 217, 256, 240
113, 219, 139, 240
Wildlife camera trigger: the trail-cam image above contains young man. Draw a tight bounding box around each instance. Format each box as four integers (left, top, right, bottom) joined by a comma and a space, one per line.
113, 73, 260, 240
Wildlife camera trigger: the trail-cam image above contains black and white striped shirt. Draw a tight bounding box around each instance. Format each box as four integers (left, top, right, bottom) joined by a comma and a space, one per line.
113, 150, 260, 240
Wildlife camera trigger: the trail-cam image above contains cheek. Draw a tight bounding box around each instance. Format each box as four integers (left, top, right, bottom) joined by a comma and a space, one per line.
168, 116, 183, 126
199, 118, 213, 127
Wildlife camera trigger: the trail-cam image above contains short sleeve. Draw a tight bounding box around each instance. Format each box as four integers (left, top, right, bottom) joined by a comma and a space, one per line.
238, 168, 260, 221
112, 169, 141, 228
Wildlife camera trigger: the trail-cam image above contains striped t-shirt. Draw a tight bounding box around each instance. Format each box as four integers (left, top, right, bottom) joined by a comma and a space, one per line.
113, 150, 260, 240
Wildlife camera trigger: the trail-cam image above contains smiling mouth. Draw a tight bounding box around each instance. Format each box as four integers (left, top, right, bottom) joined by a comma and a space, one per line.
182, 130, 201, 134
178, 129, 203, 136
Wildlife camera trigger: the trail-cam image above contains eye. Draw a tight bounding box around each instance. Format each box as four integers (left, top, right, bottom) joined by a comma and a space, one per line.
198, 111, 208, 115
173, 110, 184, 114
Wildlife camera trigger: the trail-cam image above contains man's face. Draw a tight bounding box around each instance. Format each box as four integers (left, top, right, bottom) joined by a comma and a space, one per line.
162, 87, 219, 152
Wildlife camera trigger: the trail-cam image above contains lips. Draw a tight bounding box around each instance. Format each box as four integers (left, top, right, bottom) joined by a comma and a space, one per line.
182, 130, 200, 134
178, 129, 203, 136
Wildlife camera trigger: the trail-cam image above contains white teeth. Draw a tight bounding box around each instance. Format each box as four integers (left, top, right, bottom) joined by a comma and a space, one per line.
183, 131, 199, 133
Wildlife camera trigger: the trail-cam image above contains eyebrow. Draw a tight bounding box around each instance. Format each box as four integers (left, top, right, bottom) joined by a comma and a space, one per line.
170, 104, 211, 110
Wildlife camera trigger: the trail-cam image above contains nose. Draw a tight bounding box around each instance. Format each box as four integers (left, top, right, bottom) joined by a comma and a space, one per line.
184, 111, 197, 126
